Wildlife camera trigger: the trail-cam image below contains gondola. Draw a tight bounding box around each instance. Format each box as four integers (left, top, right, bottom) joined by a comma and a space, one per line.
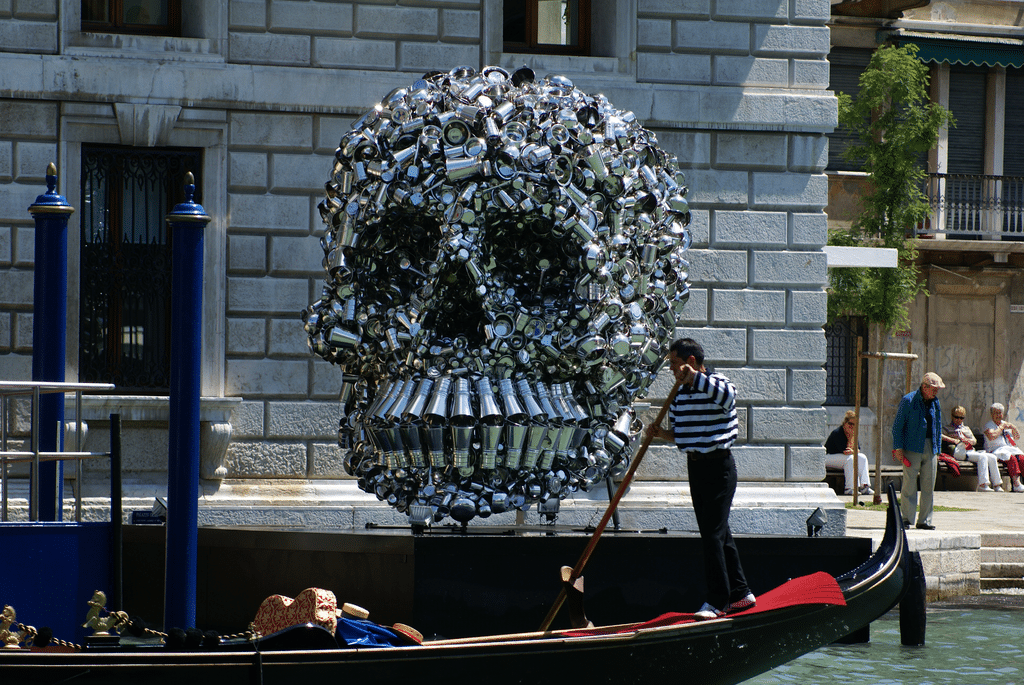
0, 484, 908, 685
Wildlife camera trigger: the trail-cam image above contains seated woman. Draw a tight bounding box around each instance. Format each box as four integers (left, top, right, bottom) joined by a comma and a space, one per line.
983, 402, 1024, 493
942, 405, 1003, 492
825, 410, 873, 496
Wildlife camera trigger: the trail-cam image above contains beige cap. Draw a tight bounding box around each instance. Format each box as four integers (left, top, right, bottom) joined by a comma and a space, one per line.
391, 622, 423, 644
921, 372, 945, 389
339, 602, 369, 620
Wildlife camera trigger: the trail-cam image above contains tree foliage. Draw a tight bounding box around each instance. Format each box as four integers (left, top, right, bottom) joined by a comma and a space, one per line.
828, 44, 954, 331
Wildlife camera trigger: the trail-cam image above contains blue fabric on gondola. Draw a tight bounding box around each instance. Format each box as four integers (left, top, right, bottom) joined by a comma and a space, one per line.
335, 617, 403, 647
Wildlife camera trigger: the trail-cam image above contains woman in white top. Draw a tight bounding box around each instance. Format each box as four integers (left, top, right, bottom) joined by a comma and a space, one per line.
942, 405, 1002, 492
983, 402, 1024, 493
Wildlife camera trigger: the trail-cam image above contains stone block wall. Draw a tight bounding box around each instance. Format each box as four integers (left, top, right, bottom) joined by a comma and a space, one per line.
633, 0, 833, 482
223, 107, 349, 478
0, 99, 59, 382
0, 1, 58, 53
0, 0, 839, 526
228, 1, 482, 70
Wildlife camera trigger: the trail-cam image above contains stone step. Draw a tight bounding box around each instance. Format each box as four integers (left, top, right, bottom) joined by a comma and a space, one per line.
980, 532, 1024, 548
980, 562, 1024, 579
982, 577, 1024, 590
982, 547, 1024, 564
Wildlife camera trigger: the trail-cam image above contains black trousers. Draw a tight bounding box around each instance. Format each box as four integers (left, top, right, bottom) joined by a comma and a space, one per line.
687, 450, 750, 609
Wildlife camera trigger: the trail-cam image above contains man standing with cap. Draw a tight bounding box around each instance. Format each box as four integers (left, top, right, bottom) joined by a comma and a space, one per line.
892, 372, 945, 530
646, 338, 755, 619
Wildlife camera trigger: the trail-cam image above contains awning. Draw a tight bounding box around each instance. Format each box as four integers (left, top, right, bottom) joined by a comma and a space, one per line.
881, 30, 1024, 68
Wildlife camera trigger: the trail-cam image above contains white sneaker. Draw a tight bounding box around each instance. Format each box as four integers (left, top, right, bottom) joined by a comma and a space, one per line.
844, 488, 854, 495
859, 485, 874, 496
694, 602, 725, 620
994, 485, 1005, 492
977, 484, 994, 492
724, 593, 757, 614
1014, 483, 1024, 493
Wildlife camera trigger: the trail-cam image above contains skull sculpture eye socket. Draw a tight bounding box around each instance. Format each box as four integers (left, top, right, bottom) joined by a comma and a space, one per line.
303, 66, 691, 525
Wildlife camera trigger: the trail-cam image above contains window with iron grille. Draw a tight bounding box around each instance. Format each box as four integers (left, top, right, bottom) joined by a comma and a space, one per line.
824, 317, 868, 406
504, 0, 591, 55
80, 146, 202, 393
82, 0, 181, 37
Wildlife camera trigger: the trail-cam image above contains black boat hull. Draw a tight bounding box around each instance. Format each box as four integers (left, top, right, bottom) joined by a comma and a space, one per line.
0, 487, 908, 685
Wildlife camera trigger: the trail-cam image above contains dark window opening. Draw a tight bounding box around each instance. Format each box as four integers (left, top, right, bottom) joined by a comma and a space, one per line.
827, 48, 874, 172
825, 317, 868, 407
80, 145, 201, 393
504, 0, 591, 56
82, 0, 181, 37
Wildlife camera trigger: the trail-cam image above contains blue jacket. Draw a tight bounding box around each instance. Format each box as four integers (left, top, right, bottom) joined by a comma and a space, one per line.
891, 389, 942, 454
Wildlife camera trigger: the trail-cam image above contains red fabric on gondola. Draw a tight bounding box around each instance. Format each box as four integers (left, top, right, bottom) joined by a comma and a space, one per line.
937, 454, 961, 476
563, 571, 845, 637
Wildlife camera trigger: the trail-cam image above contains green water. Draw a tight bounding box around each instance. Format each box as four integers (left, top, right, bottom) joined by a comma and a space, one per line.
747, 598, 1024, 685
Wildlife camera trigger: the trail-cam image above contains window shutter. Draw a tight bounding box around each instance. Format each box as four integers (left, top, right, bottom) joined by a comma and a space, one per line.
828, 48, 874, 172
1004, 67, 1024, 177
946, 65, 987, 175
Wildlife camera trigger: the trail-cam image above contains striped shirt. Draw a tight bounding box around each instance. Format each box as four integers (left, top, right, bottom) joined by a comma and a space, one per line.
670, 370, 739, 454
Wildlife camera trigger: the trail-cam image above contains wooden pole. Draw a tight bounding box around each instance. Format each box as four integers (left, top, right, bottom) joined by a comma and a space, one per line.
895, 341, 913, 504
538, 377, 683, 632
852, 348, 918, 505
852, 337, 863, 505
875, 354, 885, 505
905, 341, 914, 395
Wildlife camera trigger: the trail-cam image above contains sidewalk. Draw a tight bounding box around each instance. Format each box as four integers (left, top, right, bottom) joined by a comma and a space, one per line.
842, 489, 1024, 599
844, 489, 1024, 536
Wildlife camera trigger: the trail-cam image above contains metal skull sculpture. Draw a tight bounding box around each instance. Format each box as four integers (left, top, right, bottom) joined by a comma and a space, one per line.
302, 66, 691, 525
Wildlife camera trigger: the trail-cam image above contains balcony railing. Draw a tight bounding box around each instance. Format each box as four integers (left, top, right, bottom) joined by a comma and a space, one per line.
918, 173, 1024, 240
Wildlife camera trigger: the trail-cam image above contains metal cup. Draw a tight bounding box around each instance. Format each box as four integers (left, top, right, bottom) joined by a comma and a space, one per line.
516, 379, 546, 421
451, 424, 475, 469
522, 424, 548, 469
479, 424, 502, 470
424, 377, 452, 422
497, 378, 527, 422
476, 377, 503, 422
450, 377, 475, 425
504, 423, 528, 469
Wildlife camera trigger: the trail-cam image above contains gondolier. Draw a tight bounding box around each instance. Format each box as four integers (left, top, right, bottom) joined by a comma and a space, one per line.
647, 338, 756, 620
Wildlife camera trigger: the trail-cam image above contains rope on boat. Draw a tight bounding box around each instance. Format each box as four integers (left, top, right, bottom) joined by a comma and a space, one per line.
13, 618, 256, 651
16, 622, 82, 651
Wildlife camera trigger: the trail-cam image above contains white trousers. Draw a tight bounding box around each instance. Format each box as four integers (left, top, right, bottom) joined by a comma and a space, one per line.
954, 443, 1002, 487
825, 451, 870, 490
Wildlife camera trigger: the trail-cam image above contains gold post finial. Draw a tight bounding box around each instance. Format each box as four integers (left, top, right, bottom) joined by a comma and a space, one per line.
185, 171, 195, 185
46, 162, 57, 176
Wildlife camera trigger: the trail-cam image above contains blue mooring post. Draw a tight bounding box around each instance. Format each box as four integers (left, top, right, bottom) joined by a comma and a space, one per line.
27, 163, 74, 522
163, 172, 210, 631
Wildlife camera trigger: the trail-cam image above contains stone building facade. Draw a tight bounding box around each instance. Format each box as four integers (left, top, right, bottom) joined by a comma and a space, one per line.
826, 0, 1024, 473
0, 1, 843, 533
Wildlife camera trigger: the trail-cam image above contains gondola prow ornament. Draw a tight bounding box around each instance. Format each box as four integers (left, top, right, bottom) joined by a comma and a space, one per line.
302, 66, 691, 525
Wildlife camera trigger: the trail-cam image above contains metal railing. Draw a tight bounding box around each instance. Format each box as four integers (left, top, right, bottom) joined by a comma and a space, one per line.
918, 173, 1024, 240
0, 380, 115, 522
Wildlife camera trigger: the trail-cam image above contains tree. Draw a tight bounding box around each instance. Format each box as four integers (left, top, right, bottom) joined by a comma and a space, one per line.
828, 44, 954, 332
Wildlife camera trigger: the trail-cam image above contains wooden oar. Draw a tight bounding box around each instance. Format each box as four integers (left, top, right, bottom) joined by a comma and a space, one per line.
537, 376, 683, 632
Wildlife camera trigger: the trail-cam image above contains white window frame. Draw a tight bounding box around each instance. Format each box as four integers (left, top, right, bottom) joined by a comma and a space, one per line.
484, 0, 635, 80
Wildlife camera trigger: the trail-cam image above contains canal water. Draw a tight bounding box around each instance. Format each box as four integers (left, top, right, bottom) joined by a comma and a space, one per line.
747, 596, 1024, 685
